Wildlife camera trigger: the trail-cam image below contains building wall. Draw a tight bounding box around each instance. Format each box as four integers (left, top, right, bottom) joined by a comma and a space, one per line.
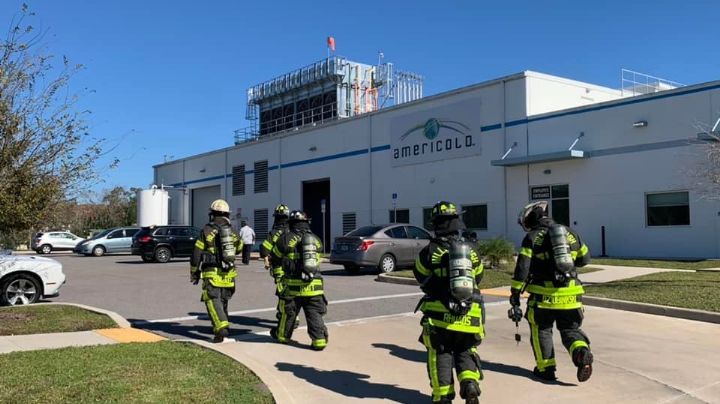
154, 72, 720, 258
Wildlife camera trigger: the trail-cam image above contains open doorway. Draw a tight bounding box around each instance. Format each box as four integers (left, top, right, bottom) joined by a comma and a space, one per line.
302, 179, 330, 253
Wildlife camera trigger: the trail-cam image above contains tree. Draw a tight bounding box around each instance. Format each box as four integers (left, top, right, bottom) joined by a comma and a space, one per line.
694, 116, 720, 197
0, 5, 105, 236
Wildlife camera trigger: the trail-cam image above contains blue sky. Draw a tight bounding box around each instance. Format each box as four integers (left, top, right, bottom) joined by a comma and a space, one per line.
2, 0, 718, 195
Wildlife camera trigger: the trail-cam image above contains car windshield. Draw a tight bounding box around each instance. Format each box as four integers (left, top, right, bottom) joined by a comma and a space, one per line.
90, 229, 112, 239
346, 226, 383, 237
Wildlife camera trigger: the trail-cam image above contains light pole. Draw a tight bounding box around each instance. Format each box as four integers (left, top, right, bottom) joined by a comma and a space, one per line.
320, 199, 327, 253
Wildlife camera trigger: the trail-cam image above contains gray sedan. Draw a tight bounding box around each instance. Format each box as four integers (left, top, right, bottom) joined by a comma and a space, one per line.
330, 224, 432, 274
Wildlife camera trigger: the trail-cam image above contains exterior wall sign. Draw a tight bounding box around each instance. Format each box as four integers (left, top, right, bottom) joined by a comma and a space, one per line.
531, 186, 551, 200
390, 99, 482, 167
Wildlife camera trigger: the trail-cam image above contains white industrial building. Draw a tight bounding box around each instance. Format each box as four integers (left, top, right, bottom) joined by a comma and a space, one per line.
154, 58, 720, 259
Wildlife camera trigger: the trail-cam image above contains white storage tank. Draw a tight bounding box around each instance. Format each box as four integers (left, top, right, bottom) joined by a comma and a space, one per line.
137, 186, 169, 227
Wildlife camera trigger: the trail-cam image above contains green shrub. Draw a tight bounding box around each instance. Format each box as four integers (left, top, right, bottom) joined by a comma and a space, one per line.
478, 237, 516, 269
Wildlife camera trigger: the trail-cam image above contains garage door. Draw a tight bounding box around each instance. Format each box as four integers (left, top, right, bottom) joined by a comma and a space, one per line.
192, 185, 221, 228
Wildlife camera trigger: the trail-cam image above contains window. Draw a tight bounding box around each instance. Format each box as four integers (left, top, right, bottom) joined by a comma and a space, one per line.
406, 226, 431, 240
347, 226, 382, 237
169, 228, 190, 237
126, 229, 140, 237
462, 204, 488, 230
232, 165, 245, 196
254, 209, 269, 241
423, 207, 434, 230
107, 230, 123, 239
389, 209, 410, 224
342, 213, 357, 235
530, 184, 570, 226
385, 226, 408, 239
153, 228, 167, 236
646, 192, 690, 226
254, 160, 268, 193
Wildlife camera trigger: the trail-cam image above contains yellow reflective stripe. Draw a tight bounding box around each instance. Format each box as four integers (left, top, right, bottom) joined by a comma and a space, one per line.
534, 252, 549, 260
458, 369, 481, 382
571, 250, 578, 260
473, 263, 484, 277
528, 307, 556, 371
421, 301, 484, 336
312, 339, 327, 348
511, 280, 525, 290
526, 283, 585, 297
195, 239, 205, 249
262, 240, 273, 250
277, 299, 288, 342
519, 247, 533, 258
415, 258, 431, 276
569, 340, 589, 356
190, 266, 198, 273
578, 244, 589, 257
567, 233, 578, 245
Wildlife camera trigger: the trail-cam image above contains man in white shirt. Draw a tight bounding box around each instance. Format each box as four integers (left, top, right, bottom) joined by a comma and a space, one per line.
238, 220, 255, 265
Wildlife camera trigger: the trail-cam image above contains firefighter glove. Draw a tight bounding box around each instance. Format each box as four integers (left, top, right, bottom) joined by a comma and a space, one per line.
509, 289, 521, 307
190, 271, 200, 285
508, 305, 523, 322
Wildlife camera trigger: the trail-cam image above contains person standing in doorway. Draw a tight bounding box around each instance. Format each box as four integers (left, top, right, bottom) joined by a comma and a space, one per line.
239, 220, 255, 265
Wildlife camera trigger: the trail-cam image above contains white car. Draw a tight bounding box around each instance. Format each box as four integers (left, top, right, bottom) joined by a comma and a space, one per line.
0, 252, 66, 305
31, 231, 84, 254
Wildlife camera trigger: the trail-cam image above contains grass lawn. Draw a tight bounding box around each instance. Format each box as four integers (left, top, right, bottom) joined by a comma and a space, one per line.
591, 258, 720, 270
585, 271, 720, 312
0, 341, 274, 403
0, 305, 117, 336
389, 265, 601, 289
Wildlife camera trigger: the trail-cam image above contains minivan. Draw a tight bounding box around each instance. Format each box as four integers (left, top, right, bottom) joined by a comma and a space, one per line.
73, 227, 141, 256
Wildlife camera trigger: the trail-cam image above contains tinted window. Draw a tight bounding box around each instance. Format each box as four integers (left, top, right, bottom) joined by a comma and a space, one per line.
153, 228, 167, 236
125, 229, 140, 237
647, 192, 689, 226
107, 230, 124, 239
91, 229, 112, 240
191, 228, 201, 238
406, 226, 431, 240
169, 228, 190, 236
462, 205, 488, 230
347, 226, 382, 237
385, 226, 408, 239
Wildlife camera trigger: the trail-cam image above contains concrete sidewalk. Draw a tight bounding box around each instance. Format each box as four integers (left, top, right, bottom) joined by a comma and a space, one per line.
205, 303, 720, 404
0, 327, 165, 354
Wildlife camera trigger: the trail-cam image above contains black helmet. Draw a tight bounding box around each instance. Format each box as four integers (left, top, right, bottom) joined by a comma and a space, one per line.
430, 201, 459, 223
288, 210, 308, 222
274, 204, 290, 218
518, 201, 548, 231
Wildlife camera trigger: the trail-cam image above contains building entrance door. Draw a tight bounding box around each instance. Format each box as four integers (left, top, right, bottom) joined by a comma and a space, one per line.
530, 184, 570, 226
302, 179, 331, 253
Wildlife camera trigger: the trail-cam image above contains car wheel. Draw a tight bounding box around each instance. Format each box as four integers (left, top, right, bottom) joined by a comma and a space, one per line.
92, 245, 106, 257
40, 244, 52, 254
343, 264, 360, 275
155, 247, 172, 263
141, 255, 154, 263
378, 254, 396, 274
1, 274, 41, 306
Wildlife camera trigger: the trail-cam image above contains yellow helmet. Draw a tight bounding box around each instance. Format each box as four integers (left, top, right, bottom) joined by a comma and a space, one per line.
209, 199, 230, 214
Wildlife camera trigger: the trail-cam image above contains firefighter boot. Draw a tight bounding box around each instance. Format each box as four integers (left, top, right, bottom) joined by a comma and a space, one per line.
460, 380, 480, 404
533, 366, 557, 381
213, 328, 228, 343
574, 347, 593, 382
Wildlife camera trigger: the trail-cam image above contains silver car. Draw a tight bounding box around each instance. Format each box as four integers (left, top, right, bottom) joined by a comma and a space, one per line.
330, 224, 432, 274
74, 227, 141, 256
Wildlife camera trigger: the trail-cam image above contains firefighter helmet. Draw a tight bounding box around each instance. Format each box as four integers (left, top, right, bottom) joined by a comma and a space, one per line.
288, 210, 309, 222
274, 204, 290, 218
518, 201, 548, 231
209, 199, 230, 214
430, 201, 459, 222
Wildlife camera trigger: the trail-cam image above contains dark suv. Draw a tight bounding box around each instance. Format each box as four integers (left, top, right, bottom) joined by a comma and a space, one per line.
131, 226, 201, 263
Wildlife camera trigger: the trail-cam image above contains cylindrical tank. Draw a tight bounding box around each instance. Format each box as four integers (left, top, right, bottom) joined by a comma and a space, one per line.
137, 187, 169, 227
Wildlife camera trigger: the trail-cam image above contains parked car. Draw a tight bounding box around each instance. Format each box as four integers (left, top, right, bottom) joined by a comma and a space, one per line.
74, 227, 141, 257
31, 231, 84, 254
330, 224, 432, 274
131, 225, 201, 263
0, 252, 66, 305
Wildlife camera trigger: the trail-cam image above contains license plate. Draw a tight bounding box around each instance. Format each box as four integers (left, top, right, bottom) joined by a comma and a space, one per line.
339, 245, 349, 252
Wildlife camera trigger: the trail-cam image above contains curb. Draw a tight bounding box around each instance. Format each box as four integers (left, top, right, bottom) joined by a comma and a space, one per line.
42, 302, 131, 328
183, 339, 292, 404
375, 273, 417, 285
583, 296, 720, 324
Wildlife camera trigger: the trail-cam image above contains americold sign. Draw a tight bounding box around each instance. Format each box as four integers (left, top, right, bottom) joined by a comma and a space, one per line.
390, 99, 482, 167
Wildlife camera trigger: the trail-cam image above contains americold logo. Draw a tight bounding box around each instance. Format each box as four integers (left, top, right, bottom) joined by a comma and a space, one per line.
393, 118, 476, 160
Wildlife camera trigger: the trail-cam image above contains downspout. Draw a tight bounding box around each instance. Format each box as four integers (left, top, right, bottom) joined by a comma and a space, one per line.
369, 115, 374, 225
502, 79, 509, 237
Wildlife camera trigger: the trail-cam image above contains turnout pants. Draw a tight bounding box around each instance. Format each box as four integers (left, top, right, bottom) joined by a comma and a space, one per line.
201, 281, 235, 336
274, 295, 328, 349
526, 305, 590, 371
420, 324, 483, 402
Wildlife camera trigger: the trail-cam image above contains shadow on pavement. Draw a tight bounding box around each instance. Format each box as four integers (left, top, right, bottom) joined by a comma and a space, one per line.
129, 314, 276, 340
482, 360, 577, 386
275, 362, 429, 402
371, 343, 425, 363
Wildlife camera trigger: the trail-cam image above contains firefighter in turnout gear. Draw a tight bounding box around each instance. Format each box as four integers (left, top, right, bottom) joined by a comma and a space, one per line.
261, 204, 290, 278
268, 210, 328, 350
415, 201, 485, 404
509, 201, 594, 382
190, 199, 242, 343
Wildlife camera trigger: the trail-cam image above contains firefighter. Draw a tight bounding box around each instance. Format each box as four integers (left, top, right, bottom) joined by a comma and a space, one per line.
190, 199, 242, 343
261, 204, 290, 279
414, 201, 484, 404
268, 210, 328, 350
508, 201, 593, 382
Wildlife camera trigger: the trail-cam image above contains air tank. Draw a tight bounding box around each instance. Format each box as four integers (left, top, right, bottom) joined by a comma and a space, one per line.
137, 187, 169, 227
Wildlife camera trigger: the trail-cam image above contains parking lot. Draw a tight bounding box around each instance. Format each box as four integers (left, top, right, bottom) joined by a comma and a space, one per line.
46, 253, 498, 341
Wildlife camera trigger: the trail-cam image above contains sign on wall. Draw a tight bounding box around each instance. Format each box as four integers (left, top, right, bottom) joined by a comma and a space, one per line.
531, 186, 551, 200
390, 99, 482, 167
